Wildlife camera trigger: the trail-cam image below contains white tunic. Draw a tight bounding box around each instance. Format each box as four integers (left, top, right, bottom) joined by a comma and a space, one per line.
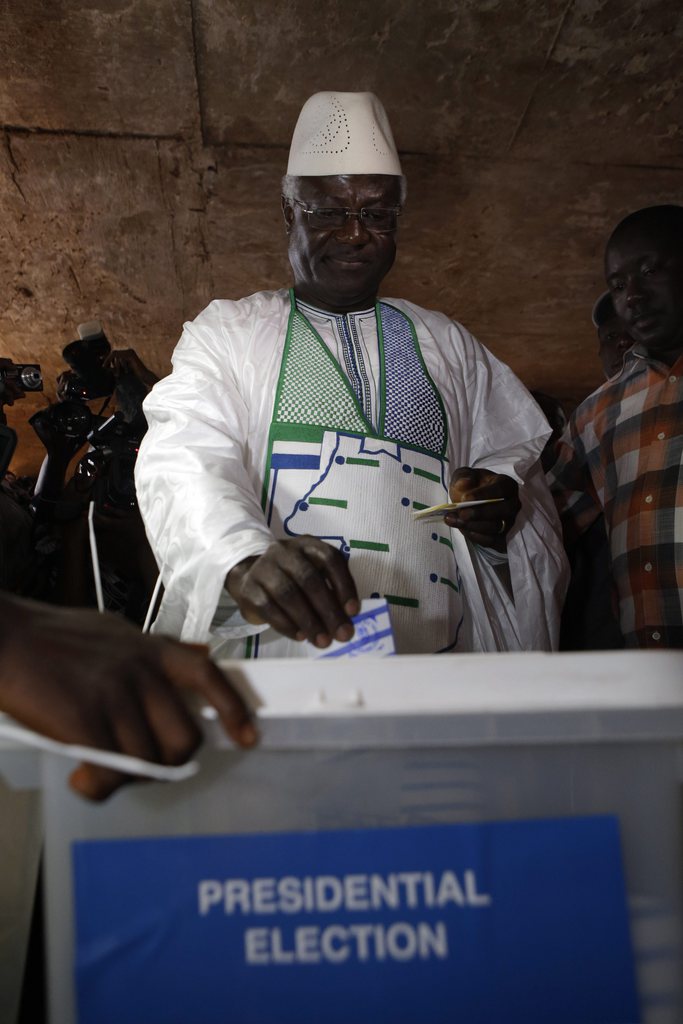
135, 289, 568, 654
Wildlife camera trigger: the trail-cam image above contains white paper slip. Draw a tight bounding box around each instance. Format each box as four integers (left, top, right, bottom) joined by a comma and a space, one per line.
306, 598, 395, 659
412, 497, 504, 523
0, 717, 199, 782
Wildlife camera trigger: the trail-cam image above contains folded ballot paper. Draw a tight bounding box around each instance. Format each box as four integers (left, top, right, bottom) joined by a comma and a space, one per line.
306, 598, 395, 659
412, 496, 503, 524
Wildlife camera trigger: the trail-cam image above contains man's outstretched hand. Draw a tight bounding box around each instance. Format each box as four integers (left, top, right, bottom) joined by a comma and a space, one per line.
445, 467, 521, 552
0, 595, 257, 801
226, 536, 359, 649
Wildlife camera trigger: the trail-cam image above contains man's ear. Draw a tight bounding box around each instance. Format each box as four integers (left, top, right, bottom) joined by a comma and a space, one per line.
281, 196, 294, 233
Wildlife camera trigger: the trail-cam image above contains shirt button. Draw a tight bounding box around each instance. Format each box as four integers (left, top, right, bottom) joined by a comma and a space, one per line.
645, 494, 653, 503
652, 631, 661, 641
657, 432, 666, 440
644, 562, 653, 572
669, 375, 677, 383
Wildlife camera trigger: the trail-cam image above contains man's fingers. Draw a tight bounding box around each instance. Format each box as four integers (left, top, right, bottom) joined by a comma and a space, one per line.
242, 607, 266, 626
240, 574, 313, 640
105, 680, 163, 766
447, 515, 501, 534
451, 480, 505, 502
450, 468, 518, 499
69, 763, 133, 802
276, 544, 354, 644
447, 468, 520, 545
69, 644, 258, 801
229, 541, 358, 647
159, 643, 258, 749
449, 480, 476, 502
138, 674, 202, 766
449, 469, 478, 502
303, 540, 359, 618
446, 474, 518, 550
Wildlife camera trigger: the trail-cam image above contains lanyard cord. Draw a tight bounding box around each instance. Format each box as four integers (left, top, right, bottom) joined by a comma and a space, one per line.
142, 573, 163, 634
87, 501, 105, 614
88, 500, 161, 629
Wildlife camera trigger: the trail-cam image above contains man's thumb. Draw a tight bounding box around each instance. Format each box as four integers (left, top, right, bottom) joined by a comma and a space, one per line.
449, 467, 479, 501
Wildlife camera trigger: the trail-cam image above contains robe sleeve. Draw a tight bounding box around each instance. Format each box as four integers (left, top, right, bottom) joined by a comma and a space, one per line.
442, 322, 570, 651
135, 303, 273, 643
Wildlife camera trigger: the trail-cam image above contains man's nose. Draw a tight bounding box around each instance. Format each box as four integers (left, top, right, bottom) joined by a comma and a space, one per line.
336, 212, 369, 243
625, 275, 645, 308
617, 336, 632, 354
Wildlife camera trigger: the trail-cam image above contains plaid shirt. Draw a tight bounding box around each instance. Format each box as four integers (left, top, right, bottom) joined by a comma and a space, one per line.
548, 348, 683, 648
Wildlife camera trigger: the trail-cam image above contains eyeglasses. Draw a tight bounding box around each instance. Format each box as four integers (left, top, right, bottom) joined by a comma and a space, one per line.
289, 198, 401, 233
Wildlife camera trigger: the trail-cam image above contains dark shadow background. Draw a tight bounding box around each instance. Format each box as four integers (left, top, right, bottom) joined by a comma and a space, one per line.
1, 0, 682, 471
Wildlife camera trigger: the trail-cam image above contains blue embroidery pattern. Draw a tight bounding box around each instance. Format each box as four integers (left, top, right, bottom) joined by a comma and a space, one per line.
380, 303, 446, 454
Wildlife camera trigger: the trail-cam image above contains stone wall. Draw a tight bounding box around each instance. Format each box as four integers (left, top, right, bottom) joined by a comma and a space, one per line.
1, 0, 682, 472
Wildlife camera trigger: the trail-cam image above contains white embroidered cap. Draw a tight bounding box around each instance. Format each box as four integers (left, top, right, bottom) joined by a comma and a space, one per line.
287, 92, 402, 176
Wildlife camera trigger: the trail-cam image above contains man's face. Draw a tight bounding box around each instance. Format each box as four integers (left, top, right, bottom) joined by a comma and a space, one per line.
605, 226, 683, 360
283, 174, 401, 314
597, 316, 634, 379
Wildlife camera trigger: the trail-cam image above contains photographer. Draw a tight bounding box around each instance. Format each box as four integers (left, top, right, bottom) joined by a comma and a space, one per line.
30, 324, 123, 528
30, 325, 161, 623
64, 346, 160, 621
0, 358, 43, 595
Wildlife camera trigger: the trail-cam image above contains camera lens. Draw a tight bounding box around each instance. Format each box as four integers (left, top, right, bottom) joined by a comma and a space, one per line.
20, 366, 42, 390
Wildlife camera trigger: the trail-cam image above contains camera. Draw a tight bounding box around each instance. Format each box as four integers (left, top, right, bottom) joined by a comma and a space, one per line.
75, 412, 142, 511
0, 363, 43, 392
58, 372, 92, 403
62, 326, 115, 400
29, 324, 115, 449
30, 400, 101, 444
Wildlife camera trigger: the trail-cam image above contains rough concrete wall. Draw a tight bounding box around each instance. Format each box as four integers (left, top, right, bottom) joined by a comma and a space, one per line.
1, 0, 682, 472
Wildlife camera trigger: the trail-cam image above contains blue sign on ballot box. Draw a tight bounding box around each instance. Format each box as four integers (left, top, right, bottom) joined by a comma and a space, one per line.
72, 816, 639, 1024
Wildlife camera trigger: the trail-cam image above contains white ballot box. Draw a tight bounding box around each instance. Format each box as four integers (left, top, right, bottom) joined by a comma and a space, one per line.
1, 650, 683, 1024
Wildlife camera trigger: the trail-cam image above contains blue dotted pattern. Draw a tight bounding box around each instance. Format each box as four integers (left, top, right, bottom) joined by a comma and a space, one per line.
379, 303, 446, 455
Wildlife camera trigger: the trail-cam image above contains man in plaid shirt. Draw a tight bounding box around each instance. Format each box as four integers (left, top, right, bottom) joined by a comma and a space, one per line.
549, 205, 683, 649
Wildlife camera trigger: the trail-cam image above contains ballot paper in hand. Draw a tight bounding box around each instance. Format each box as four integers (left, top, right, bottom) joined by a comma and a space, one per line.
307, 598, 395, 659
412, 497, 504, 524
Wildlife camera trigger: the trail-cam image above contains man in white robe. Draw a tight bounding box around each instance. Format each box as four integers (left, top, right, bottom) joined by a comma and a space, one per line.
136, 92, 567, 658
